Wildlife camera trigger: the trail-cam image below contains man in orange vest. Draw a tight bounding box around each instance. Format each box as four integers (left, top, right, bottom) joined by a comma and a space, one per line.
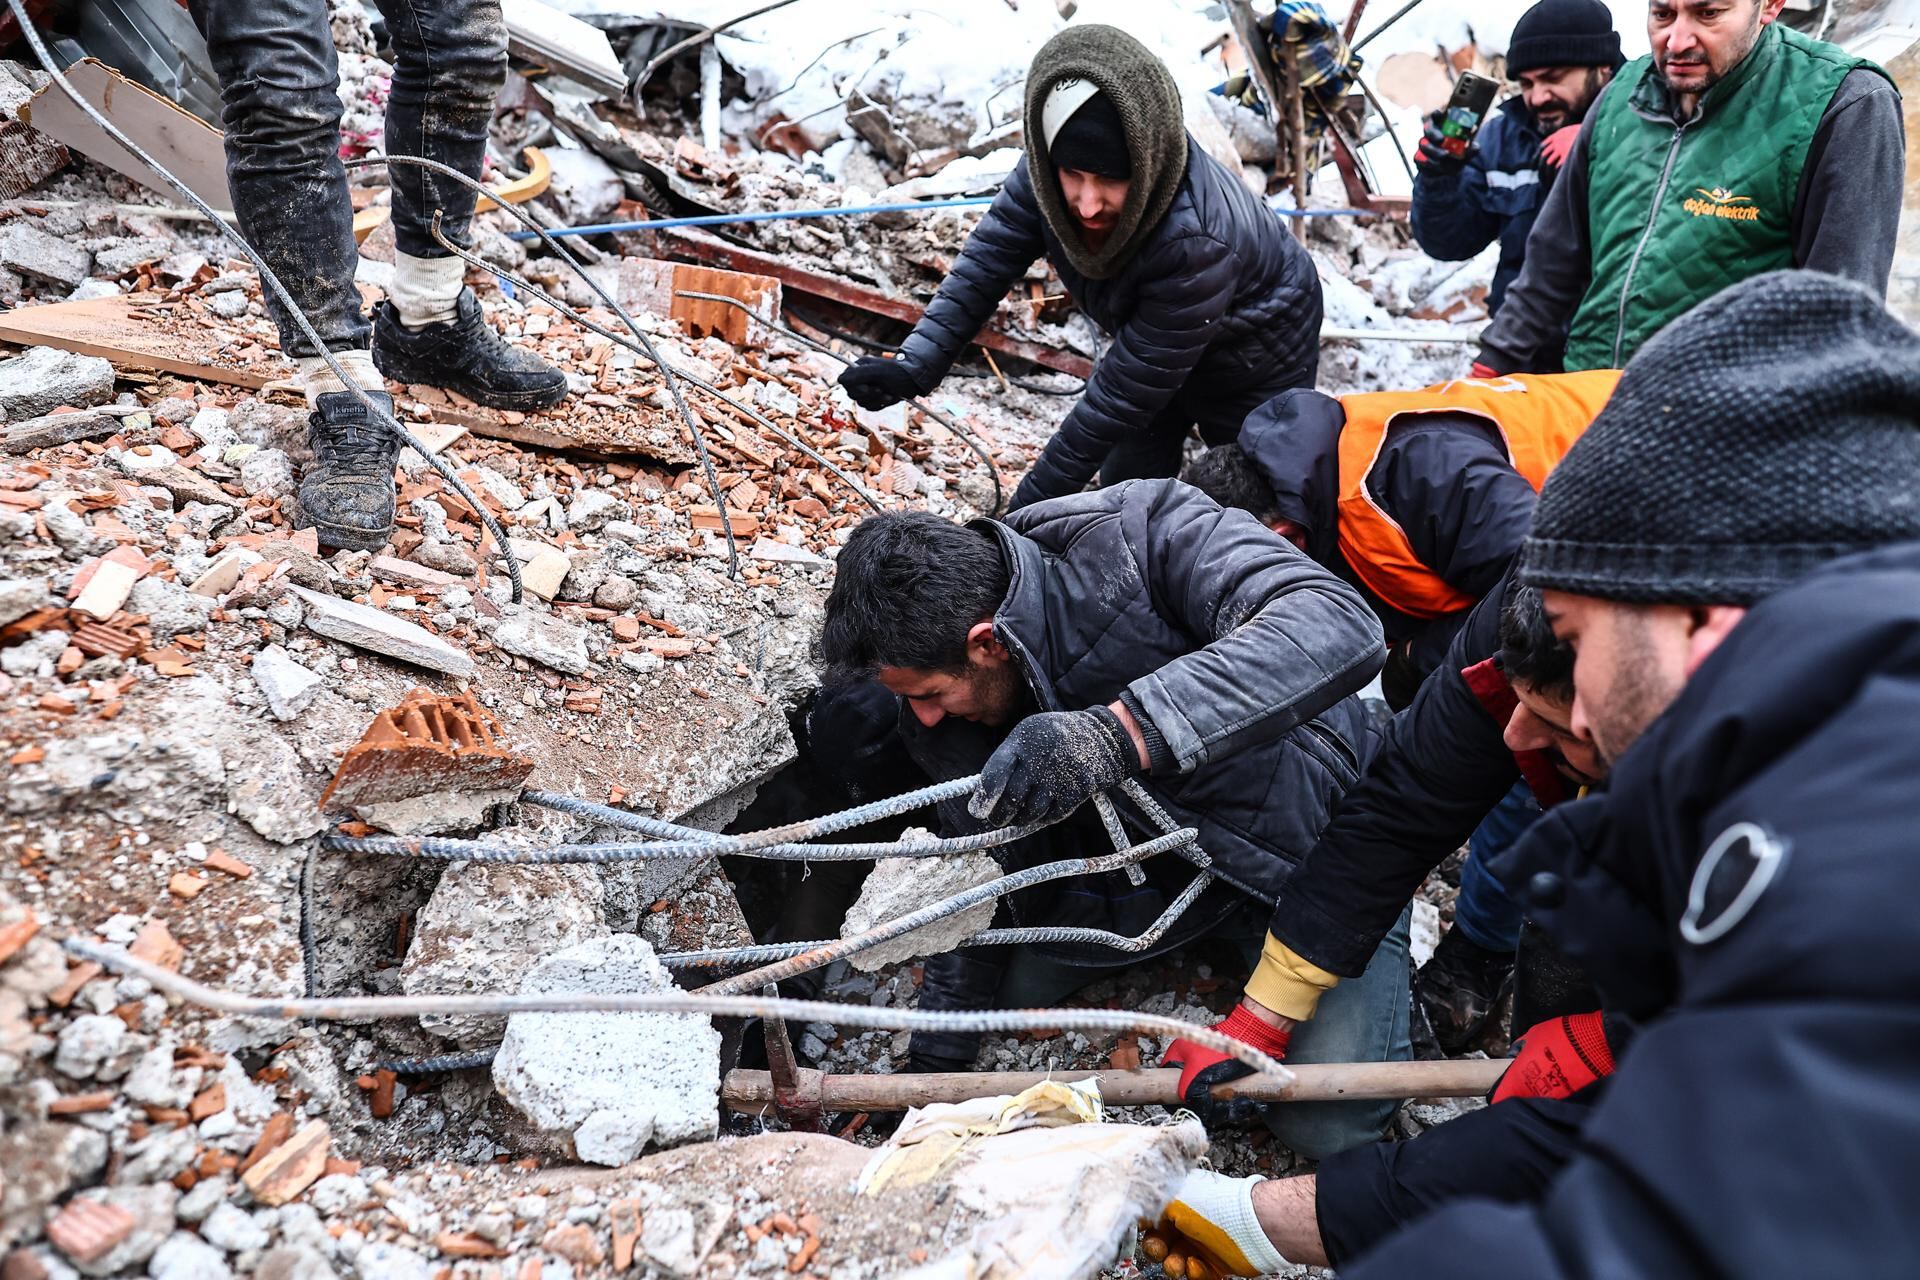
1183, 370, 1617, 705
1183, 369, 1616, 1055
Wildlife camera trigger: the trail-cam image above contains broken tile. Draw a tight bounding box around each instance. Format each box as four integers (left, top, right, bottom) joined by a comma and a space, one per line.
368, 555, 461, 589
320, 687, 533, 834
188, 550, 251, 598
240, 1118, 330, 1206
290, 585, 476, 677
71, 558, 143, 621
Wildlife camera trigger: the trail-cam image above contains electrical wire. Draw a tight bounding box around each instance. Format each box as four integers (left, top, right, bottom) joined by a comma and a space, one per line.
63, 937, 1294, 1081
1, 0, 526, 605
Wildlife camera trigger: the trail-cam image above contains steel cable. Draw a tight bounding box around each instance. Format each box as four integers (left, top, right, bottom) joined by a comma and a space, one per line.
64, 938, 1293, 1081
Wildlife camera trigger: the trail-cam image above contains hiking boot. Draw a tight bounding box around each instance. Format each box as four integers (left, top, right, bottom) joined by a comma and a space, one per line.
371, 286, 568, 411
1412, 926, 1515, 1057
299, 389, 400, 551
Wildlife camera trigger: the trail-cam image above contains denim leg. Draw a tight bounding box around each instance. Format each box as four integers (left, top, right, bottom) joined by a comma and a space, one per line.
1454, 782, 1539, 952
367, 0, 508, 257
187, 0, 367, 357
1258, 905, 1412, 1160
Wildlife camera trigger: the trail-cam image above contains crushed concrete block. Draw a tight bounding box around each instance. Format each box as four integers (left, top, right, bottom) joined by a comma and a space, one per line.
402, 862, 609, 1047
565, 490, 630, 532
492, 602, 589, 675
0, 221, 90, 288
320, 687, 533, 833
840, 839, 1003, 972
0, 346, 114, 420
493, 935, 721, 1165
1, 406, 128, 453
290, 586, 476, 677
149, 1232, 233, 1280
226, 737, 325, 845
238, 448, 295, 499
746, 538, 829, 567
128, 578, 214, 642
3, 627, 68, 677
0, 577, 49, 627
505, 539, 570, 601
53, 1014, 127, 1080
252, 644, 323, 721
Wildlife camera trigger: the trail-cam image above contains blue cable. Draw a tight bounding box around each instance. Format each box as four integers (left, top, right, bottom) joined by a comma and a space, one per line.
506, 196, 1370, 240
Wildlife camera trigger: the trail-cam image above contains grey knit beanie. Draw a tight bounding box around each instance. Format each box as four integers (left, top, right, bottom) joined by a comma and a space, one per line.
1519, 270, 1920, 605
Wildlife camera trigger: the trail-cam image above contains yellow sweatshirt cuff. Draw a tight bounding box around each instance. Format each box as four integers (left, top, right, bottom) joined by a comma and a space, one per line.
1244, 934, 1343, 1021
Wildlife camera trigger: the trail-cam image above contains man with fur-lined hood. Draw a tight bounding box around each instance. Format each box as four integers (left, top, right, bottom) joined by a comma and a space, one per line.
837, 25, 1325, 511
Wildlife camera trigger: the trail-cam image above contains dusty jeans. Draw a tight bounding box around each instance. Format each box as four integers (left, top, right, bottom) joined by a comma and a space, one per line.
187, 0, 507, 356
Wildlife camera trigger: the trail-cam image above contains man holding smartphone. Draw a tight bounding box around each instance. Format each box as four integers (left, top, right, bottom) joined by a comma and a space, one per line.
1413, 0, 1623, 362
1474, 0, 1904, 375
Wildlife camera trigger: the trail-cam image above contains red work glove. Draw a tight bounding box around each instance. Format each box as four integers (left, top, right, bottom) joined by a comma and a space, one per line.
1540, 124, 1580, 169
1469, 360, 1501, 379
1491, 1012, 1615, 1103
1161, 1004, 1293, 1127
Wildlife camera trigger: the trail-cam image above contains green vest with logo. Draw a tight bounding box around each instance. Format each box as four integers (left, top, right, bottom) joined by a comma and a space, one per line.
1565, 24, 1882, 370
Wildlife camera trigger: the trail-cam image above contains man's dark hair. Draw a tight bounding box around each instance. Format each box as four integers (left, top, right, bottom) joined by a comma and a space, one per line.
1180, 444, 1282, 525
817, 512, 1011, 684
1498, 585, 1575, 703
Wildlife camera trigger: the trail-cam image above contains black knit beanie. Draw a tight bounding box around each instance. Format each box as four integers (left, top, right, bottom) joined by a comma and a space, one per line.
1506, 0, 1623, 76
1519, 270, 1920, 606
1048, 90, 1132, 179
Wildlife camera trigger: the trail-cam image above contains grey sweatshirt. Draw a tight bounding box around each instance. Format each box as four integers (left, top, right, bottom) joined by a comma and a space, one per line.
1478, 66, 1905, 372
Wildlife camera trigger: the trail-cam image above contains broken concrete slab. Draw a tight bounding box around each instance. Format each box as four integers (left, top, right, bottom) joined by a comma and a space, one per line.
0, 577, 49, 627
0, 220, 90, 289
0, 405, 133, 453
491, 603, 589, 675
0, 346, 114, 420
320, 687, 534, 833
289, 585, 476, 678
402, 862, 610, 1048
492, 934, 721, 1166
840, 840, 1002, 972
251, 644, 322, 721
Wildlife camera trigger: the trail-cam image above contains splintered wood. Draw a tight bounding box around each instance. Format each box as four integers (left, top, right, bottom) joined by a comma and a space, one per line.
320, 686, 535, 811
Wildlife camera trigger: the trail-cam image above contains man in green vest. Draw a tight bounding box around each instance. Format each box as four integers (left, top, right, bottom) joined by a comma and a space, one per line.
1472, 0, 1903, 375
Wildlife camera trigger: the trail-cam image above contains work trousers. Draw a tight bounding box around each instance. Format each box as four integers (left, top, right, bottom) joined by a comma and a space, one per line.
187, 0, 507, 356
1098, 358, 1315, 487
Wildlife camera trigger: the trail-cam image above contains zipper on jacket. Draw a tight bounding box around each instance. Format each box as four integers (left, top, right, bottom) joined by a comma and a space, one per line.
1303, 716, 1359, 784
1610, 120, 1689, 367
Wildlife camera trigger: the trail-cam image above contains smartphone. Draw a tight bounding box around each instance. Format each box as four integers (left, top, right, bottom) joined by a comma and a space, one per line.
1437, 72, 1501, 157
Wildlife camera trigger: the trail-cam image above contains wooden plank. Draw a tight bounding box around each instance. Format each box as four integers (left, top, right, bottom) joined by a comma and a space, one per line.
21, 59, 231, 215
0, 297, 273, 387
652, 225, 1096, 380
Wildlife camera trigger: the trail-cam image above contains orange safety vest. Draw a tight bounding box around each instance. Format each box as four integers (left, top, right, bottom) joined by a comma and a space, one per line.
1335, 370, 1621, 619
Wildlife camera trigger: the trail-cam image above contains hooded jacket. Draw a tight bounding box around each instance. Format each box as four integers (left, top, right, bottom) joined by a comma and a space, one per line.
894, 26, 1323, 509
1347, 541, 1920, 1278
898, 479, 1385, 1064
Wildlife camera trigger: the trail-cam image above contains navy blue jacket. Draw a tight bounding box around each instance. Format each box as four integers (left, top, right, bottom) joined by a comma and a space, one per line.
1410, 103, 1544, 316
1349, 542, 1920, 1278
896, 145, 1324, 509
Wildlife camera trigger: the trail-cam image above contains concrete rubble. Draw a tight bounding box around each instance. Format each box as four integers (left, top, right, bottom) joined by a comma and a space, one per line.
839, 839, 1003, 972
0, 0, 1708, 1271
491, 935, 722, 1167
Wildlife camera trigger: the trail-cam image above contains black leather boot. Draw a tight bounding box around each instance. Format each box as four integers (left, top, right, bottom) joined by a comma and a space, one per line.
1411, 925, 1515, 1058
299, 389, 400, 551
371, 286, 568, 411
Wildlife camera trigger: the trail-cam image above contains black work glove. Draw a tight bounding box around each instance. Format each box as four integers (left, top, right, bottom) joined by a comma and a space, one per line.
1415, 109, 1472, 176
838, 356, 920, 411
968, 705, 1139, 829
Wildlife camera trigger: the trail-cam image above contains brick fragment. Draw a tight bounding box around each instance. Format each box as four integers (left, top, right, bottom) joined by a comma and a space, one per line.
45, 1198, 135, 1265
240, 1118, 331, 1206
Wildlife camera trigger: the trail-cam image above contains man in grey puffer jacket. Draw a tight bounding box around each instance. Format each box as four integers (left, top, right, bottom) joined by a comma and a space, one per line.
837, 25, 1324, 511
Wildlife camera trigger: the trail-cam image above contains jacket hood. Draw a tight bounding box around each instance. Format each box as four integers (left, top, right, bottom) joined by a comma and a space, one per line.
1238, 388, 1345, 566
1023, 25, 1189, 280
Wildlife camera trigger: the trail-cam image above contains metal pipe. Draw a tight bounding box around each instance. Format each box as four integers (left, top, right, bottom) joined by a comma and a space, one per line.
62, 938, 1292, 1081
1352, 0, 1431, 52
723, 1060, 1507, 1110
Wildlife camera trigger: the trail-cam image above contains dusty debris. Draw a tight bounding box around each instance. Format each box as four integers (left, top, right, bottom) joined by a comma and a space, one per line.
0, 347, 114, 420
239, 1119, 332, 1207
289, 585, 476, 678
840, 840, 1002, 972
492, 934, 722, 1166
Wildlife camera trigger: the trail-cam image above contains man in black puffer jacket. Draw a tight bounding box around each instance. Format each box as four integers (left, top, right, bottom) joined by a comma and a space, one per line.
836, 25, 1323, 511
819, 482, 1406, 1157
